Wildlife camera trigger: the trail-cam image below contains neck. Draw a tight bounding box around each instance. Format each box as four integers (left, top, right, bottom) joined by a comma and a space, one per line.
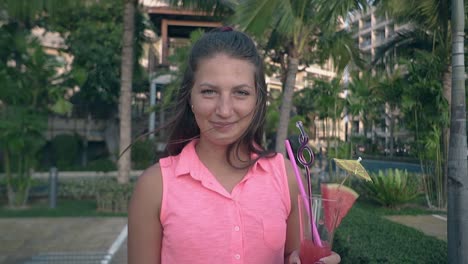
196, 140, 250, 169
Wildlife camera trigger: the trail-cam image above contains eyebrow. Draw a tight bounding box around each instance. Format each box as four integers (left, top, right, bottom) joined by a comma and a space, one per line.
198, 83, 255, 90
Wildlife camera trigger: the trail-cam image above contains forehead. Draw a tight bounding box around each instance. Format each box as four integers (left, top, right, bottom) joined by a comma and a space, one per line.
198, 53, 255, 69
195, 53, 255, 77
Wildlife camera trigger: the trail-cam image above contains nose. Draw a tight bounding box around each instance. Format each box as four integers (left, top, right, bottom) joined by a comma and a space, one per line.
215, 95, 233, 118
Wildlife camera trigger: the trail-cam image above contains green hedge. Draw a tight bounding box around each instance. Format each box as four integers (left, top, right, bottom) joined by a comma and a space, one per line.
96, 179, 134, 213
20, 177, 135, 213
334, 204, 447, 263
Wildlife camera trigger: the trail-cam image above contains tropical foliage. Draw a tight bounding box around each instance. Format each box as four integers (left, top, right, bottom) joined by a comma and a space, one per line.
400, 51, 448, 209
0, 19, 70, 207
363, 169, 422, 209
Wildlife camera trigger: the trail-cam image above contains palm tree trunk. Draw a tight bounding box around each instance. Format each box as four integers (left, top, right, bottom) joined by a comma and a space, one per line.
117, 0, 135, 184
442, 65, 452, 205
448, 0, 467, 261
275, 55, 299, 154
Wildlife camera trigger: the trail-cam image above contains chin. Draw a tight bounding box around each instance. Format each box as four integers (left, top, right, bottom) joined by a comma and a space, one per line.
203, 135, 242, 147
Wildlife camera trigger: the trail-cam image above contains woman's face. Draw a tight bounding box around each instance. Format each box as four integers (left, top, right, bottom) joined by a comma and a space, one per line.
190, 53, 257, 147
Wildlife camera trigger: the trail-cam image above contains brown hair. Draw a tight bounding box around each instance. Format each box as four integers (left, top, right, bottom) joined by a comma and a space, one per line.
164, 27, 275, 167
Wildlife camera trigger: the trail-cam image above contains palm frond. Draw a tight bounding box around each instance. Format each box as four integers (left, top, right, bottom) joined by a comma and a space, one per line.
315, 29, 364, 72
315, 0, 368, 28
233, 0, 280, 37
274, 0, 296, 37
371, 28, 438, 68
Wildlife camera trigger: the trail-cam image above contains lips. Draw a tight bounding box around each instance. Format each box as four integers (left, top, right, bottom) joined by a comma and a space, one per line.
210, 121, 235, 130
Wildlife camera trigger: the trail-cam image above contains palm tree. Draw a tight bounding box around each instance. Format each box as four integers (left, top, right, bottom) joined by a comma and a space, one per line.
397, 51, 448, 209
233, 0, 367, 154
117, 0, 136, 184
374, 69, 405, 157
448, 0, 467, 262
347, 71, 377, 140
372, 0, 463, 186
311, 77, 346, 157
374, 0, 466, 258
347, 71, 379, 155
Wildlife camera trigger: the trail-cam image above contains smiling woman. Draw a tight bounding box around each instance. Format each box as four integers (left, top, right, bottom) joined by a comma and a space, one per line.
191, 54, 257, 148
127, 28, 341, 264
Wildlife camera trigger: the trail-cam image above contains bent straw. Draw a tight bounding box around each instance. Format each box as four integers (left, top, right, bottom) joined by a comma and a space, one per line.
285, 140, 323, 247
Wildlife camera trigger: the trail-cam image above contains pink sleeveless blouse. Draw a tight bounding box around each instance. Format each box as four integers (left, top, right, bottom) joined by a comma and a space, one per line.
159, 140, 291, 264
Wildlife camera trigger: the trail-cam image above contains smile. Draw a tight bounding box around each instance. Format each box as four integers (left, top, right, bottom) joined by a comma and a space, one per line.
210, 121, 236, 129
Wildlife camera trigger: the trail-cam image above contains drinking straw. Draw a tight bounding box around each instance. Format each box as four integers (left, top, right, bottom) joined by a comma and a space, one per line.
285, 139, 323, 247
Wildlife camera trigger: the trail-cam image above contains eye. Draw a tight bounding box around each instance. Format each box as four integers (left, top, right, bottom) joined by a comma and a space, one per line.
235, 90, 251, 96
201, 89, 216, 96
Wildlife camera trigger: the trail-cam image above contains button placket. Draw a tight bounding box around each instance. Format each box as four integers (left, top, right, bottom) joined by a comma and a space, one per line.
231, 201, 243, 262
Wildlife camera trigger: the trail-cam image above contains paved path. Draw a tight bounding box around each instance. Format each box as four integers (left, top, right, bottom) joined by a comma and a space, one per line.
0, 217, 127, 264
385, 214, 447, 241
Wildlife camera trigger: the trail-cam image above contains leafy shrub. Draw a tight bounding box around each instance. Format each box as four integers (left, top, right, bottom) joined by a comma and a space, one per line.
334, 205, 447, 263
6, 176, 136, 213
57, 177, 110, 199
51, 134, 81, 170
363, 169, 422, 209
83, 158, 116, 172
131, 139, 156, 170
96, 179, 134, 213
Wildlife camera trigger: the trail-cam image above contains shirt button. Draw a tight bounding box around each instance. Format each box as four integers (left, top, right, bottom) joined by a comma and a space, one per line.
234, 254, 241, 260
234, 226, 240, 231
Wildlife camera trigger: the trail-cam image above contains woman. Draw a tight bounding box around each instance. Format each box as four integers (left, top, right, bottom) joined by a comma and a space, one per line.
128, 27, 340, 264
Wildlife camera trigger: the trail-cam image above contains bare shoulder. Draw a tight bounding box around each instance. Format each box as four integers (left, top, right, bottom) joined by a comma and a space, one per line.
129, 163, 163, 215
136, 163, 163, 187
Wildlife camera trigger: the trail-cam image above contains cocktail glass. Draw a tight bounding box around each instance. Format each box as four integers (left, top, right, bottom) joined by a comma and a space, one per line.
298, 195, 339, 264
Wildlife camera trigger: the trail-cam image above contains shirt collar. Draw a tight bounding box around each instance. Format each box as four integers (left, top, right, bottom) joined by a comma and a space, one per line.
174, 140, 270, 179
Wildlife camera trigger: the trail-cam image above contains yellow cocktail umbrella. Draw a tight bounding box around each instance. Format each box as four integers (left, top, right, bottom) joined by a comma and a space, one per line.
333, 157, 371, 181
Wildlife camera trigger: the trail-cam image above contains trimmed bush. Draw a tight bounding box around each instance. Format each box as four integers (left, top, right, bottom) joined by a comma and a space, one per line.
96, 179, 134, 213
334, 205, 447, 263
58, 177, 108, 200
54, 177, 135, 213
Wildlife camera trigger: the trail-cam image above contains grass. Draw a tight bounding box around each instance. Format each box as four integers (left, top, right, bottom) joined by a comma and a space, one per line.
0, 198, 127, 217
334, 201, 447, 264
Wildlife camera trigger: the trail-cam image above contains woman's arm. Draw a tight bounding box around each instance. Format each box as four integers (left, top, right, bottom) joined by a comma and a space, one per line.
128, 164, 163, 264
284, 158, 302, 263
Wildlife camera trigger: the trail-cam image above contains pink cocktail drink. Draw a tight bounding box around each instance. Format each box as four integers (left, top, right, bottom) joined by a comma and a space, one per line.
299, 239, 331, 263
298, 195, 338, 264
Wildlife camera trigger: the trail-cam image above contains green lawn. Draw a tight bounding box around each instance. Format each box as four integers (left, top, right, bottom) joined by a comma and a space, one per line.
0, 199, 127, 217
334, 202, 447, 264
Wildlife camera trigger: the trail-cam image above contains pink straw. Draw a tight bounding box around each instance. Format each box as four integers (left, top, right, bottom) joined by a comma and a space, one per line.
285, 140, 323, 247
